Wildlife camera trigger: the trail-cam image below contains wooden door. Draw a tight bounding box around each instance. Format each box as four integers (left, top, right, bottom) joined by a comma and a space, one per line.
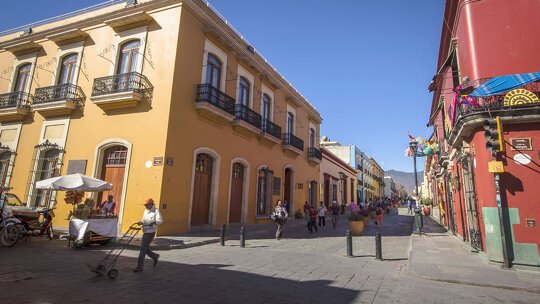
229, 163, 244, 223
284, 168, 291, 205
192, 154, 213, 225
98, 146, 127, 212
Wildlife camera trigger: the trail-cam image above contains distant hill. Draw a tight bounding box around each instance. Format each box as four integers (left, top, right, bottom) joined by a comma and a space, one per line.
386, 169, 423, 193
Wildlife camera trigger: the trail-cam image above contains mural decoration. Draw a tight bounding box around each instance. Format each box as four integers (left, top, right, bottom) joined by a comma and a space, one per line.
405, 132, 440, 157
503, 88, 539, 107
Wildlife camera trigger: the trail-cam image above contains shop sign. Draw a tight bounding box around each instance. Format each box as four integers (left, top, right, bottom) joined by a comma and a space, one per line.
513, 153, 532, 165
510, 138, 532, 151
526, 219, 536, 227
153, 157, 163, 166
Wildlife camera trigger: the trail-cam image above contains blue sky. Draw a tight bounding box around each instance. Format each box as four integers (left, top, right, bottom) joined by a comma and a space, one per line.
0, 0, 444, 172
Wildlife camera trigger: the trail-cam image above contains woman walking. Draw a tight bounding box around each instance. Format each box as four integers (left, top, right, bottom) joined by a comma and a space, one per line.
273, 200, 288, 240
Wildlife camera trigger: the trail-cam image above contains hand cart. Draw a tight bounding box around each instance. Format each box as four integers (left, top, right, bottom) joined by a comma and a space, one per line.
88, 223, 141, 279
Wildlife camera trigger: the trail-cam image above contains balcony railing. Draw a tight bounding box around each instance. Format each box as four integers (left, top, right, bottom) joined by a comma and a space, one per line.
33, 83, 85, 105
308, 147, 322, 160
0, 91, 31, 110
91, 72, 153, 101
282, 133, 304, 151
235, 104, 262, 129
261, 119, 281, 140
195, 83, 235, 116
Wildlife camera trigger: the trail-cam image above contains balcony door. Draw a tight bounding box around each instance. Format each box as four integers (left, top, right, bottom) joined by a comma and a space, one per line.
262, 94, 270, 130
58, 54, 78, 85
287, 112, 294, 134
309, 128, 315, 148
205, 54, 222, 90
117, 40, 140, 75
14, 63, 31, 93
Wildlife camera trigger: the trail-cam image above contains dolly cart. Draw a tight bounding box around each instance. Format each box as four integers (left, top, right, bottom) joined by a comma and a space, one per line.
88, 223, 141, 279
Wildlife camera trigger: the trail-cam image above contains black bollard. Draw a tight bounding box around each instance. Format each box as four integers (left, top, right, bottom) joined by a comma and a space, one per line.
375, 231, 382, 260
220, 224, 226, 246
346, 230, 353, 257
240, 226, 245, 248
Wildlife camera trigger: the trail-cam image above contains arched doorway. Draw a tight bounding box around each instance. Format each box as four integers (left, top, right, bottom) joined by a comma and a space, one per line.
98, 145, 128, 210
284, 168, 293, 212
192, 153, 213, 225
229, 162, 245, 223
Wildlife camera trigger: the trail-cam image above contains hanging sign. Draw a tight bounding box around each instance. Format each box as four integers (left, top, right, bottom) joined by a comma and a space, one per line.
510, 138, 532, 151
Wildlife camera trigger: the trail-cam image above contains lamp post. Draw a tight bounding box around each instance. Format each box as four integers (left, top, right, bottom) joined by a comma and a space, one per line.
409, 140, 420, 199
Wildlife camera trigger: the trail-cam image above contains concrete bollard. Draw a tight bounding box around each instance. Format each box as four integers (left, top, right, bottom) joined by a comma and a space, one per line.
346, 230, 353, 257
240, 226, 245, 248
375, 232, 382, 260
220, 224, 226, 246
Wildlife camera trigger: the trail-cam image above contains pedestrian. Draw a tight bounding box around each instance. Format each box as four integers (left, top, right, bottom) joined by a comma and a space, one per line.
273, 200, 288, 240
303, 201, 311, 233
349, 201, 358, 215
309, 207, 318, 233
317, 201, 327, 227
407, 199, 413, 215
331, 201, 340, 228
134, 198, 163, 272
375, 205, 384, 228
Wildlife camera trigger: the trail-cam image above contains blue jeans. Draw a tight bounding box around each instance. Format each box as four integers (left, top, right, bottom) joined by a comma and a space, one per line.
138, 232, 158, 267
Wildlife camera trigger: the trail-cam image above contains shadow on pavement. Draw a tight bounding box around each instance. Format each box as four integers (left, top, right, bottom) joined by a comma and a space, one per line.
421, 215, 448, 234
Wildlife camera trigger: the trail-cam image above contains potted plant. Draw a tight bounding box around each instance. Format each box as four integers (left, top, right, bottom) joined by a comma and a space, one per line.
347, 213, 365, 236
294, 209, 303, 219
422, 198, 432, 216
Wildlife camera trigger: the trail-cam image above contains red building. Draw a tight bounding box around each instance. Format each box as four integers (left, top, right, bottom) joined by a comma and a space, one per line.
426, 0, 540, 269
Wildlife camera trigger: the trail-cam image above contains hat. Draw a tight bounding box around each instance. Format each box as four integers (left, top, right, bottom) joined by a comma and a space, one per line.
144, 198, 155, 205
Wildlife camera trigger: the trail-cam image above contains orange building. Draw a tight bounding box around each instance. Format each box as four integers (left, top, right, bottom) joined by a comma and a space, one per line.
0, 0, 322, 234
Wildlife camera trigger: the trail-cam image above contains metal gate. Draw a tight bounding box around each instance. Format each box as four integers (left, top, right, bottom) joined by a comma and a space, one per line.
461, 154, 483, 250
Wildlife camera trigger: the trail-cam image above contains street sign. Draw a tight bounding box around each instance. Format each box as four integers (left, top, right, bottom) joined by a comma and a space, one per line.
488, 160, 504, 173
510, 138, 532, 151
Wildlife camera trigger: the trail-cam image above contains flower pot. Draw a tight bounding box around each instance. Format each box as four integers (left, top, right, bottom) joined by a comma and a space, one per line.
423, 207, 431, 216
348, 220, 364, 236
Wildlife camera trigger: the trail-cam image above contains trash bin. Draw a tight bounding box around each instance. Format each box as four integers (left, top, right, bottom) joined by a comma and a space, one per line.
414, 208, 423, 234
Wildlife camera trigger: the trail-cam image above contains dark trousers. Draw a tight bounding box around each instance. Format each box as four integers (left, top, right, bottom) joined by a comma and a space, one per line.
275, 220, 284, 239
138, 232, 158, 267
318, 216, 325, 227
309, 219, 318, 233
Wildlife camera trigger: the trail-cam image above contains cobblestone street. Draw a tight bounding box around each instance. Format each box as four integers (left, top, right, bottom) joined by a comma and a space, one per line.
1, 209, 539, 303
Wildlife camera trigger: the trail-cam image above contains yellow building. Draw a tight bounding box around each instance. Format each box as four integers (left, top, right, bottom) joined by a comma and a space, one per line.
370, 157, 385, 198
0, 0, 322, 235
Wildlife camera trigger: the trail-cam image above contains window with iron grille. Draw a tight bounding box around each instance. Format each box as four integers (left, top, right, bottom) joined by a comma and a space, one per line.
25, 141, 64, 208
105, 146, 127, 166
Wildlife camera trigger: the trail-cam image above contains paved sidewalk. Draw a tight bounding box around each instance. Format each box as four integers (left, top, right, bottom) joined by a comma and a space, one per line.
408, 214, 540, 294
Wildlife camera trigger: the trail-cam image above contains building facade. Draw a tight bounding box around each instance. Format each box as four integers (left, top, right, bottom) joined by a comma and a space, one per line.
320, 147, 356, 207
0, 0, 322, 235
426, 0, 540, 268
383, 176, 396, 199
370, 157, 385, 199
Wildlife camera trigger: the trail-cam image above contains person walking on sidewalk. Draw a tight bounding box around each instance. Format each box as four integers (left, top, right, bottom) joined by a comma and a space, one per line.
331, 201, 340, 228
134, 198, 163, 272
303, 201, 311, 233
317, 201, 327, 228
273, 200, 288, 240
375, 205, 384, 228
407, 199, 413, 215
309, 207, 318, 233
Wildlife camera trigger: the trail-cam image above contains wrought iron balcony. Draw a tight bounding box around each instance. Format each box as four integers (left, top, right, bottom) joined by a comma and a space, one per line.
92, 72, 153, 98
0, 91, 31, 110
195, 83, 235, 116
282, 133, 304, 152
33, 83, 85, 104
261, 119, 282, 140
308, 147, 322, 163
235, 104, 262, 129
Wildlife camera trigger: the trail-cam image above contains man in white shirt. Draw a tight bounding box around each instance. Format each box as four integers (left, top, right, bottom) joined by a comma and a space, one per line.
134, 198, 163, 272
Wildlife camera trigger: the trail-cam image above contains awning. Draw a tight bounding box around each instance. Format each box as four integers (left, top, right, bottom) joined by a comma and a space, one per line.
469, 72, 540, 97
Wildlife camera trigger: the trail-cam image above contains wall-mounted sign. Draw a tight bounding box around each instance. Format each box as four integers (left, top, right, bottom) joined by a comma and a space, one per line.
526, 218, 536, 227
513, 153, 531, 165
67, 160, 87, 174
296, 183, 303, 189
153, 157, 163, 166
510, 138, 532, 151
504, 89, 540, 107
166, 157, 174, 166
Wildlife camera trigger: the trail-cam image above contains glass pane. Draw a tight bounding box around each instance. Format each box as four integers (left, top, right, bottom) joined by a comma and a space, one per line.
15, 64, 31, 92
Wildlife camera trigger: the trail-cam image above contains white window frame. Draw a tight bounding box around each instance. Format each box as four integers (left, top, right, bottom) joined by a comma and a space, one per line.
10, 52, 38, 93
201, 39, 227, 92
0, 123, 23, 188
109, 26, 148, 76
52, 41, 85, 86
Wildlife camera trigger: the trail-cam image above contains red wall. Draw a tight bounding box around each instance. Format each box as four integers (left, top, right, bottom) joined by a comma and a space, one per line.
456, 0, 540, 80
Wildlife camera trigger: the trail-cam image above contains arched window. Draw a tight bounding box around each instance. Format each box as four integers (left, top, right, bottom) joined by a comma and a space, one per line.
262, 94, 270, 122
58, 53, 78, 84
287, 112, 294, 134
14, 63, 31, 92
205, 54, 222, 89
238, 77, 250, 106
117, 40, 140, 75
309, 128, 315, 148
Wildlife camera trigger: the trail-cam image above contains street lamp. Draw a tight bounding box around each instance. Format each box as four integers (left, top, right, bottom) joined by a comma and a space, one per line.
409, 140, 420, 200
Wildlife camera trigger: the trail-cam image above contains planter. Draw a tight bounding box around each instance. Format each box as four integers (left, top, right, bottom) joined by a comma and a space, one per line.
348, 220, 364, 236
423, 207, 431, 216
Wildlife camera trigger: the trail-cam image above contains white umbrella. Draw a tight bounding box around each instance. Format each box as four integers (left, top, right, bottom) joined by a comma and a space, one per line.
35, 173, 112, 191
